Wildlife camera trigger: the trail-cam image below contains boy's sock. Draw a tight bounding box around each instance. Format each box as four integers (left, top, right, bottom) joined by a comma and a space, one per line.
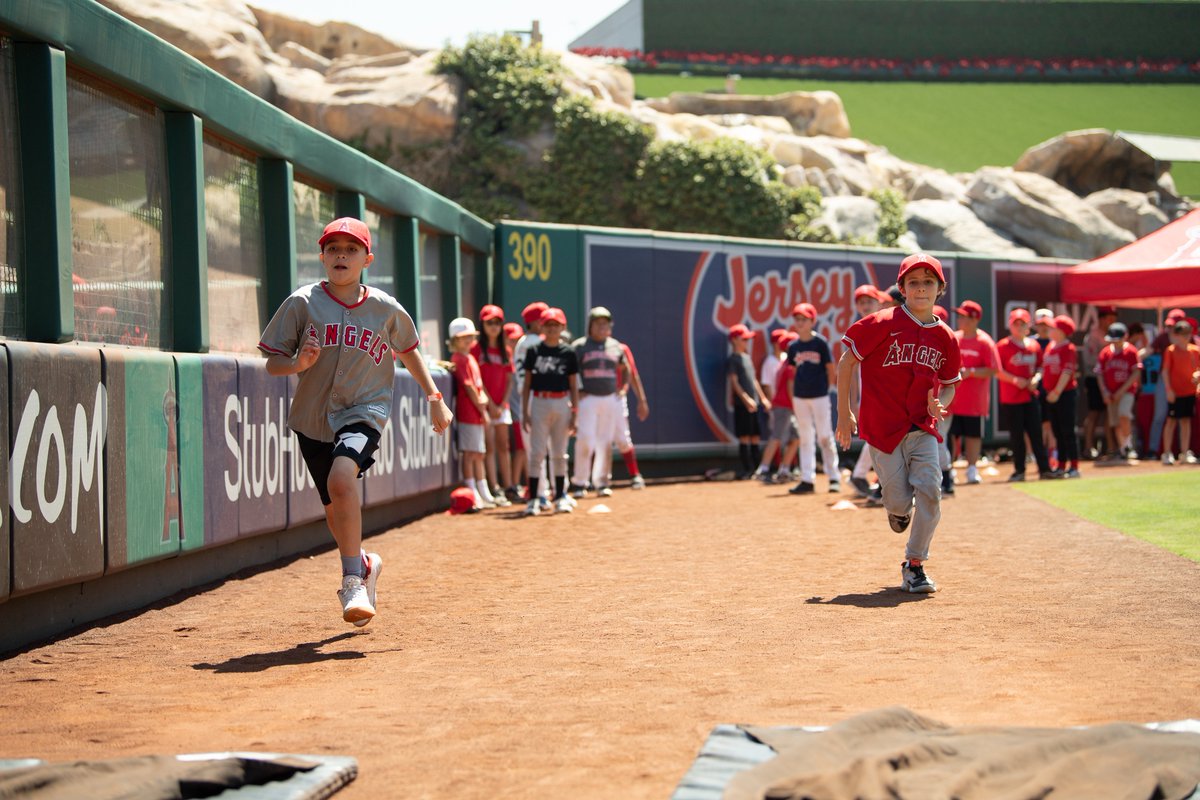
527, 477, 539, 502
622, 449, 640, 478
465, 477, 483, 506
477, 481, 496, 503
749, 443, 761, 468
341, 554, 365, 578
738, 443, 752, 473
554, 475, 566, 499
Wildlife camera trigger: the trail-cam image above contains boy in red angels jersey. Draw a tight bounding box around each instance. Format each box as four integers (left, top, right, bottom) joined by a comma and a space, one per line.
259, 217, 452, 626
1042, 315, 1081, 477
836, 254, 962, 594
996, 308, 1058, 481
1097, 321, 1141, 460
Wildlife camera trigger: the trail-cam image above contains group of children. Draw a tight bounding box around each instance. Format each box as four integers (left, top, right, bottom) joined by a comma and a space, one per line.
446, 302, 650, 516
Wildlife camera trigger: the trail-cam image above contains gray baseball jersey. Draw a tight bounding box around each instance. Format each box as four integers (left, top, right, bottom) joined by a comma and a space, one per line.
258, 282, 420, 441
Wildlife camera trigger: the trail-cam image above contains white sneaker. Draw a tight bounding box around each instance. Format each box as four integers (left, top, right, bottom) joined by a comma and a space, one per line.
1162, 452, 1176, 466
630, 474, 646, 490
523, 499, 541, 517
597, 486, 614, 497
554, 496, 574, 514
338, 574, 375, 625
353, 553, 383, 628
1186, 450, 1199, 465
571, 485, 588, 499
966, 464, 981, 484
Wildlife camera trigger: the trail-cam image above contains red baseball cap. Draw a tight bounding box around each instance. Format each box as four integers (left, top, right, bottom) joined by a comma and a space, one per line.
1009, 308, 1032, 325
446, 486, 478, 515
854, 284, 881, 301
1051, 314, 1076, 337
727, 323, 755, 340
1096, 305, 1118, 317
319, 217, 371, 253
769, 328, 791, 342
1166, 307, 1187, 321
1187, 317, 1199, 334
521, 301, 549, 324
897, 253, 945, 286
540, 307, 567, 327
791, 302, 817, 320
502, 322, 524, 340
480, 304, 504, 321
783, 331, 800, 343
954, 300, 983, 319
932, 305, 949, 323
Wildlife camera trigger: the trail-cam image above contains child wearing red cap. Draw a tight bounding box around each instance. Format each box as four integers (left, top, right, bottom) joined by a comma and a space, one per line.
1096, 321, 1141, 460
947, 300, 998, 485
520, 307, 579, 515
787, 302, 840, 494
997, 307, 1058, 480
258, 217, 452, 626
836, 254, 962, 594
514, 301, 550, 508
502, 321, 528, 499
754, 330, 802, 483
472, 304, 514, 506
1042, 315, 1080, 477
727, 323, 770, 478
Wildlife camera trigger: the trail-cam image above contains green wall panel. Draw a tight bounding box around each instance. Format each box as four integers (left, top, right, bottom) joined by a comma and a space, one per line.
496, 223, 585, 336
174, 355, 206, 552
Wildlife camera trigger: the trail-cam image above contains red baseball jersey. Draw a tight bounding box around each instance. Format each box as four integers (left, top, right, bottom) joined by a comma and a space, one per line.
1097, 342, 1141, 393
1041, 340, 1078, 393
949, 329, 998, 417
842, 305, 962, 454
771, 362, 796, 407
995, 336, 1043, 405
451, 350, 486, 424
470, 341, 513, 406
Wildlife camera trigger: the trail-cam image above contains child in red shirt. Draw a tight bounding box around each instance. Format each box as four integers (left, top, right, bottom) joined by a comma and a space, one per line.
996, 308, 1057, 481
836, 254, 962, 594
471, 304, 514, 507
1096, 322, 1141, 460
449, 317, 492, 508
948, 299, 998, 485
1161, 320, 1200, 464
1042, 315, 1080, 477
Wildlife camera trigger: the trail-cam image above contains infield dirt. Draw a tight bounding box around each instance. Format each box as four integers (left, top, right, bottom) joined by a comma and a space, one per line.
2, 462, 1198, 798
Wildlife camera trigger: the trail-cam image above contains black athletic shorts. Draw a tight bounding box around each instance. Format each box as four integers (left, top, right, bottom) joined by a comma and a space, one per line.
733, 402, 762, 438
1084, 376, 1105, 412
1168, 395, 1196, 419
948, 414, 983, 439
296, 422, 382, 506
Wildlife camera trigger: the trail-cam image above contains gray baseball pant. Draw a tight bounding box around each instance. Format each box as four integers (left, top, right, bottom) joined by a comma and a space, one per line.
870, 429, 942, 563
528, 395, 572, 485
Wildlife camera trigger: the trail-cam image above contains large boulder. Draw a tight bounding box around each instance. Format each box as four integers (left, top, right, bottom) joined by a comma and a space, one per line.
906, 199, 1037, 259
249, 6, 420, 60
966, 167, 1135, 259
810, 196, 880, 242
1014, 129, 1166, 197
264, 50, 459, 149
559, 51, 635, 108
908, 170, 969, 203
1084, 188, 1169, 238
643, 91, 851, 138
96, 0, 281, 97
767, 136, 880, 195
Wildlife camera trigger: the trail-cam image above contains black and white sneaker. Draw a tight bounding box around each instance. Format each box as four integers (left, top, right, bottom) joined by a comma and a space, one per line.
901, 560, 937, 593
850, 476, 872, 497
788, 481, 815, 495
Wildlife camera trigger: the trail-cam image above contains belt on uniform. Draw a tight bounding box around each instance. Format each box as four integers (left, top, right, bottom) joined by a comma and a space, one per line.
533, 391, 569, 398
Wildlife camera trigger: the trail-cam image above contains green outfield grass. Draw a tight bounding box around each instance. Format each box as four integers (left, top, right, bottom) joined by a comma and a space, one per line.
633, 76, 1200, 198
1014, 471, 1200, 562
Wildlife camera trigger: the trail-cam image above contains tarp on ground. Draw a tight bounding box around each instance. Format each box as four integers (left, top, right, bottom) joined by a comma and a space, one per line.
1061, 208, 1200, 309
674, 708, 1200, 800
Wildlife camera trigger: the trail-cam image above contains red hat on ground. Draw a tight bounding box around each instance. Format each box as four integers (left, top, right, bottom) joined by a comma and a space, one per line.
502, 322, 523, 340
480, 304, 504, 321
318, 217, 371, 253
897, 253, 945, 286
791, 302, 817, 320
521, 301, 549, 324
447, 487, 478, 515
954, 300, 983, 319
540, 307, 567, 327
727, 323, 756, 340
1009, 307, 1032, 325
1051, 314, 1076, 337
932, 305, 949, 323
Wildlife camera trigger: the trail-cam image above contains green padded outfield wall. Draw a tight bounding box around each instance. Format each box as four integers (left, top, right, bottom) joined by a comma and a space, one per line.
642, 0, 1200, 61
495, 222, 586, 335
174, 355, 206, 553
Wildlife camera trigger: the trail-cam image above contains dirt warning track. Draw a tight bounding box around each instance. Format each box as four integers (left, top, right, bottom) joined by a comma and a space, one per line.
2, 466, 1198, 799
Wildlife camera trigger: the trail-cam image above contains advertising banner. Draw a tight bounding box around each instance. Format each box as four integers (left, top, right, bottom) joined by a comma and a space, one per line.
586, 234, 954, 448
8, 343, 106, 596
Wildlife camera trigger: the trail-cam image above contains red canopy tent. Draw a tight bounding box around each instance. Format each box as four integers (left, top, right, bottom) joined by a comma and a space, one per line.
1061, 207, 1200, 310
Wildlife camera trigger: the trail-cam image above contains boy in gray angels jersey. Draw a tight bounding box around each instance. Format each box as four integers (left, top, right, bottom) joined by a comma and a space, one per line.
259, 217, 452, 626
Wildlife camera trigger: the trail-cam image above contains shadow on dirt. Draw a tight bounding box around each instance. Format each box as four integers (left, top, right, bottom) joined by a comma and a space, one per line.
192, 632, 366, 673
805, 588, 934, 608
